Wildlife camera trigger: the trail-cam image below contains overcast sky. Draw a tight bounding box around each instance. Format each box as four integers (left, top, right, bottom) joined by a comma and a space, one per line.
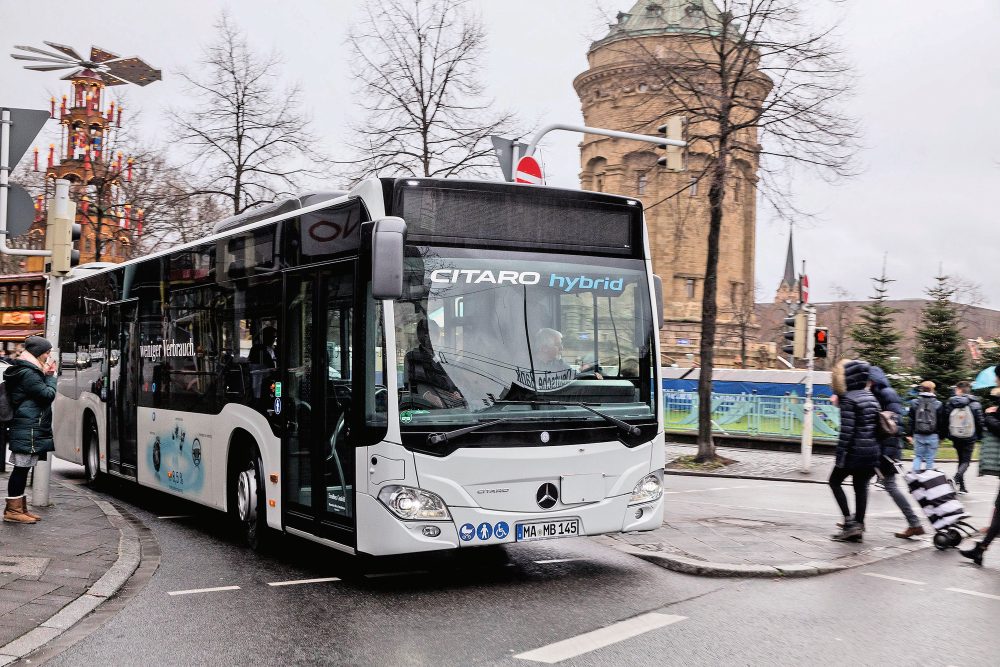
3, 0, 999, 307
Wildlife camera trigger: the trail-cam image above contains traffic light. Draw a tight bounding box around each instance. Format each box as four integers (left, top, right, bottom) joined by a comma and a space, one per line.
46, 199, 80, 275
814, 327, 829, 359
656, 116, 685, 172
782, 310, 806, 358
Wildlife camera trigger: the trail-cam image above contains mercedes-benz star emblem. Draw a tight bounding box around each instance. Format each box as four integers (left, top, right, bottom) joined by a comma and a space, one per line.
536, 482, 558, 509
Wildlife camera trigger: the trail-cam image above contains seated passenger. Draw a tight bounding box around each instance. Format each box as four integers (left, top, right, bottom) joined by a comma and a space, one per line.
248, 326, 278, 399
404, 319, 463, 408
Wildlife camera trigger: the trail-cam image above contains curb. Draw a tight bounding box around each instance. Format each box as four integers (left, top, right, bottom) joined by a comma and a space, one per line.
664, 469, 830, 485
0, 484, 141, 665
604, 536, 932, 579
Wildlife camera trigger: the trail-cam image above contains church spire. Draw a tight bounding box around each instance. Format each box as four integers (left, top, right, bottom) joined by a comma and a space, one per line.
782, 225, 795, 288
774, 225, 799, 304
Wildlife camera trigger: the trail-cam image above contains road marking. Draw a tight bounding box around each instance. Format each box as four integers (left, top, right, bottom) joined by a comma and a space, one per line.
674, 500, 831, 516
168, 585, 241, 596
514, 612, 686, 663
861, 573, 926, 586
267, 577, 341, 587
157, 515, 191, 520
534, 558, 579, 564
946, 587, 1000, 601
363, 570, 429, 579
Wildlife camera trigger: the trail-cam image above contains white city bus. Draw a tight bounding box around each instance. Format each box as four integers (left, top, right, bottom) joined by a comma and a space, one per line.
53, 177, 665, 555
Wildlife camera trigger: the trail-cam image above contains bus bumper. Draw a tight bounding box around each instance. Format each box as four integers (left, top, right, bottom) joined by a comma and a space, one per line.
355, 491, 664, 556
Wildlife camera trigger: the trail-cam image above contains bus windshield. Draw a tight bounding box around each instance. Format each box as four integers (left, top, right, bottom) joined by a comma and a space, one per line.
394, 247, 656, 427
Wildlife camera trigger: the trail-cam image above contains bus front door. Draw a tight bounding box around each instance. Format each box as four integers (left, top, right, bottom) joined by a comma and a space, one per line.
106, 299, 139, 478
282, 263, 356, 548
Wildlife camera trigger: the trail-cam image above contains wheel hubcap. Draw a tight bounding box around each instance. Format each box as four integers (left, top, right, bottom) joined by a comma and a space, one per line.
237, 467, 257, 523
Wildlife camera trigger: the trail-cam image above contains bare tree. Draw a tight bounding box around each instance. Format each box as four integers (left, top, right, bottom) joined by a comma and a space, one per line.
344, 0, 518, 180
116, 153, 225, 253
728, 281, 759, 367
609, 1, 859, 460
172, 13, 327, 214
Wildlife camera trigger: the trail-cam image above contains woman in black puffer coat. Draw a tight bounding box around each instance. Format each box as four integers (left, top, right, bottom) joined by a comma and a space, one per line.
829, 360, 881, 541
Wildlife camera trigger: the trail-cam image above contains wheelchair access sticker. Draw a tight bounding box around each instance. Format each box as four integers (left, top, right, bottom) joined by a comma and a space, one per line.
459, 521, 511, 542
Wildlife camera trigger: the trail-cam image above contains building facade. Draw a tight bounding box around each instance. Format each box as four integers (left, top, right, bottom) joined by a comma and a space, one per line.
573, 0, 769, 367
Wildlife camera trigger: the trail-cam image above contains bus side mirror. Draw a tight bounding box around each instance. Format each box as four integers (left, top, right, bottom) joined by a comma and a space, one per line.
371, 216, 407, 300
653, 275, 664, 330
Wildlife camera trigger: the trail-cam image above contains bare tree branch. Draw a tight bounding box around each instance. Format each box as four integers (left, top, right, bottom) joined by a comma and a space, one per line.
343, 0, 521, 181
169, 12, 331, 214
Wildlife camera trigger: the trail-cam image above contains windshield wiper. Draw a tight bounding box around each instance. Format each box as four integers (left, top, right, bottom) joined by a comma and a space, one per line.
490, 400, 641, 437
426, 418, 509, 446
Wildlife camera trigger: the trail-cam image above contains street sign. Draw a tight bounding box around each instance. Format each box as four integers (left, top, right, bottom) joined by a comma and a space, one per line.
800, 274, 809, 303
2, 107, 49, 169
5, 184, 34, 237
490, 136, 529, 182
514, 155, 543, 185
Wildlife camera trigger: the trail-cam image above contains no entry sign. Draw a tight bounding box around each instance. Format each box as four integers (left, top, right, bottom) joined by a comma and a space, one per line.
514, 155, 543, 184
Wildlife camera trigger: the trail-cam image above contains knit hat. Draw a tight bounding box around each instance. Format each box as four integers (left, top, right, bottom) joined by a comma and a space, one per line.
23, 336, 52, 358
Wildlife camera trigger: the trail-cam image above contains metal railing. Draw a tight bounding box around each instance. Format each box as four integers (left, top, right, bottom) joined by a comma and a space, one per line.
663, 391, 840, 441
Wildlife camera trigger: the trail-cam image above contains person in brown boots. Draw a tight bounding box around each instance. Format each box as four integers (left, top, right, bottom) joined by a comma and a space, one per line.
3, 335, 58, 524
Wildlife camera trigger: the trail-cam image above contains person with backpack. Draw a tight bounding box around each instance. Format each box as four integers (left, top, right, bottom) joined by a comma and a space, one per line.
906, 381, 944, 472
3, 336, 58, 524
868, 366, 925, 538
829, 360, 881, 542
959, 379, 1000, 566
942, 380, 984, 494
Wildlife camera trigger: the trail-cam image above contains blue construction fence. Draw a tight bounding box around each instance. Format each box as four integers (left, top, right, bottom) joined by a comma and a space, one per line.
661, 367, 839, 440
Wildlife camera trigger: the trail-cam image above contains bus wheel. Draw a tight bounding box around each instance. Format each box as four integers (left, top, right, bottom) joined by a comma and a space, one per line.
84, 421, 101, 488
232, 449, 267, 551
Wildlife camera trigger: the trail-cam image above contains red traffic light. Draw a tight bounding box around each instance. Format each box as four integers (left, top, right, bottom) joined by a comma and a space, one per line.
815, 329, 827, 343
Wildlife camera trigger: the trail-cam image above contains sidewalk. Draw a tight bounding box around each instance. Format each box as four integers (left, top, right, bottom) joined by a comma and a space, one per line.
0, 473, 139, 664
599, 443, 992, 577
665, 443, 836, 483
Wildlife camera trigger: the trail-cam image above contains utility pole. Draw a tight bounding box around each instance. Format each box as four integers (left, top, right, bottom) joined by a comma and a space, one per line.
801, 303, 817, 473
32, 178, 73, 506
799, 260, 815, 473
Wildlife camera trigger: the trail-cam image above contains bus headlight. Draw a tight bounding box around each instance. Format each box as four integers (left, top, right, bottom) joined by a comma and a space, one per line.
629, 471, 663, 505
377, 485, 451, 521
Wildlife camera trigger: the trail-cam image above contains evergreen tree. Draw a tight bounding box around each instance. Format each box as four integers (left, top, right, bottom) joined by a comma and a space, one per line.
982, 338, 1000, 368
915, 274, 967, 398
851, 269, 904, 381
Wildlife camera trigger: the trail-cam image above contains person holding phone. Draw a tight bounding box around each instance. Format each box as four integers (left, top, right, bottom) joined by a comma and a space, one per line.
3, 336, 58, 524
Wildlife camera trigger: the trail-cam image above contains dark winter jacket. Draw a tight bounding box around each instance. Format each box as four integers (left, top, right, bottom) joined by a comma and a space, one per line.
869, 366, 904, 460
985, 390, 1000, 439
833, 360, 880, 469
3, 358, 57, 456
942, 394, 984, 442
906, 392, 944, 437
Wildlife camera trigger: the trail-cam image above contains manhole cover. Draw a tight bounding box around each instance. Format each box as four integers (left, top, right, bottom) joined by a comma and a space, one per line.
710, 518, 777, 528
0, 556, 49, 577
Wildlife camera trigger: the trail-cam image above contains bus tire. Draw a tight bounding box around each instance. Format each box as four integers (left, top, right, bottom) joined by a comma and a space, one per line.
83, 418, 101, 488
230, 444, 268, 552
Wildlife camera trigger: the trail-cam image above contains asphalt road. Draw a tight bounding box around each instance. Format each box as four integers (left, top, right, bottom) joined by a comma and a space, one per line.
44, 459, 1000, 666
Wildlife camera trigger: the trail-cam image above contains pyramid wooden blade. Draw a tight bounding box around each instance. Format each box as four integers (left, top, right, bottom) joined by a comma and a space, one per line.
11, 54, 76, 64
104, 57, 162, 86
24, 63, 76, 72
58, 68, 84, 80
90, 46, 120, 63
42, 41, 83, 61
13, 45, 75, 61
99, 72, 128, 86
